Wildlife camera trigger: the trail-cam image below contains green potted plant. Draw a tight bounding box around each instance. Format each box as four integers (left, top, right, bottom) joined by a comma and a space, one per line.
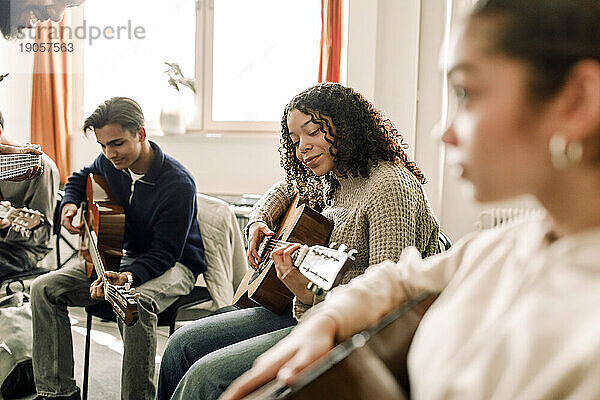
160, 62, 195, 135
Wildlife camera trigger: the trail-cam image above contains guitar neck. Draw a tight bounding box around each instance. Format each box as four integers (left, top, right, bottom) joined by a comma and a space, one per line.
0, 153, 41, 180
82, 217, 107, 283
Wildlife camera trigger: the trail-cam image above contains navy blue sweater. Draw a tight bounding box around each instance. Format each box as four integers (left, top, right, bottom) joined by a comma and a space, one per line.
62, 141, 206, 285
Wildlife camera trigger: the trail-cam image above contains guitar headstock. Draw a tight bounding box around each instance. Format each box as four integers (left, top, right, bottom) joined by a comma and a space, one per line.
0, 204, 45, 238
294, 243, 357, 292
105, 283, 139, 326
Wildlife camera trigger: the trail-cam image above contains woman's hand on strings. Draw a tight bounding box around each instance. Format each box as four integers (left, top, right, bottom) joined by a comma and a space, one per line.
247, 221, 274, 269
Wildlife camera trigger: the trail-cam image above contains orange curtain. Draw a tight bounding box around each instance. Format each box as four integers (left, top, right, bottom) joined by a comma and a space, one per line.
319, 0, 343, 83
30, 19, 71, 184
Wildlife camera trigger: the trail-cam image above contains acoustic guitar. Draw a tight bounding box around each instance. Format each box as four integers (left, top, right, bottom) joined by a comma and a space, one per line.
233, 196, 335, 314
0, 145, 42, 180
0, 203, 45, 238
243, 292, 438, 400
79, 173, 138, 326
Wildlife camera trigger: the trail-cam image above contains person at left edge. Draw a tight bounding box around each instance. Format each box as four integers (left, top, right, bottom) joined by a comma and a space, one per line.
29, 97, 206, 400
0, 0, 87, 181
0, 109, 59, 280
0, 0, 86, 39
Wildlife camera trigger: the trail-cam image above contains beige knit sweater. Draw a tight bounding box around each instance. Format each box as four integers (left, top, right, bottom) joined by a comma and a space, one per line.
248, 161, 440, 319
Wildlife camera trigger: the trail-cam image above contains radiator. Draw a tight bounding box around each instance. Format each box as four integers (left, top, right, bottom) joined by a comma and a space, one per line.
475, 208, 544, 230
232, 205, 252, 238
209, 193, 260, 246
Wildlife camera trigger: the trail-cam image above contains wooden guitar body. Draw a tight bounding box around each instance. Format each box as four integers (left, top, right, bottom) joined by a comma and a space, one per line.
80, 173, 125, 277
80, 173, 138, 326
244, 293, 438, 400
233, 196, 333, 314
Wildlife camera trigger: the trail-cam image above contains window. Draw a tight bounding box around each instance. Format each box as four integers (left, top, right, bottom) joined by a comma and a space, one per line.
83, 0, 196, 131
81, 0, 321, 134
203, 0, 321, 131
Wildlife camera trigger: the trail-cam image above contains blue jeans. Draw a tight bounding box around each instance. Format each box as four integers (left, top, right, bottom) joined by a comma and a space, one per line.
30, 258, 195, 400
157, 305, 296, 400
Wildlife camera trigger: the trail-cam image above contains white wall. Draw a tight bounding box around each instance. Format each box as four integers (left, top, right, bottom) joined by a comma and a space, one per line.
69, 131, 283, 195
346, 0, 421, 158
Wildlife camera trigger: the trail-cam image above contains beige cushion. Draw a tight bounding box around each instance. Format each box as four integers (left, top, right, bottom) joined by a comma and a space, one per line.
195, 194, 247, 310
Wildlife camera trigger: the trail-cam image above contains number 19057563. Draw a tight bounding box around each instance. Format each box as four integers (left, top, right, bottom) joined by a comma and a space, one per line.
19, 42, 74, 53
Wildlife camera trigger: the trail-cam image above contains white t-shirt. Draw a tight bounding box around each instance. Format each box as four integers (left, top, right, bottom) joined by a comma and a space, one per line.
127, 169, 145, 204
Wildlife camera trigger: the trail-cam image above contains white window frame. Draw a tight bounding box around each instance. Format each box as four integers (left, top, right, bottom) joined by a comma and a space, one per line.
70, 0, 329, 135
189, 0, 284, 133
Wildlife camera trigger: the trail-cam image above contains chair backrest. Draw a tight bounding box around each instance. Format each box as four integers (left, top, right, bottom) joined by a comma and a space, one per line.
195, 193, 247, 310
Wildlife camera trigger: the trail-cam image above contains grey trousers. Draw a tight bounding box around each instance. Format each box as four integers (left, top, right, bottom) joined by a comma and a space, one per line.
30, 259, 195, 400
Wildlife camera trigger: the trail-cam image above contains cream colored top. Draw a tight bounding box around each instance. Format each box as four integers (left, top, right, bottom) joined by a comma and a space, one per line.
313, 217, 600, 399
248, 161, 440, 319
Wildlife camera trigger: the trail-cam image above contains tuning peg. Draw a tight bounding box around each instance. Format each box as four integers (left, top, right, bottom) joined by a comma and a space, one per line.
329, 242, 337, 249
348, 249, 358, 260
338, 244, 347, 253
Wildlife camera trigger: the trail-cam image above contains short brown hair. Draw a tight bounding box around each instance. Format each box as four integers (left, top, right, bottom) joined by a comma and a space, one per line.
84, 97, 145, 135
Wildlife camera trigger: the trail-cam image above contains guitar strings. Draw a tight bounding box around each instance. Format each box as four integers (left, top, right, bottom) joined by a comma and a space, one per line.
0, 154, 38, 161
261, 238, 297, 254
0, 156, 38, 162
0, 166, 37, 179
0, 154, 41, 179
0, 160, 39, 168
0, 155, 39, 166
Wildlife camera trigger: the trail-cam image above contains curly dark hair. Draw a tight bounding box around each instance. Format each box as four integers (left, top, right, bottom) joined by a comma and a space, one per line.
280, 82, 426, 210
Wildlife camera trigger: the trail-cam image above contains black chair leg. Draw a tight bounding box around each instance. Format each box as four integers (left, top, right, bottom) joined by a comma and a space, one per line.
55, 232, 61, 271
82, 312, 92, 400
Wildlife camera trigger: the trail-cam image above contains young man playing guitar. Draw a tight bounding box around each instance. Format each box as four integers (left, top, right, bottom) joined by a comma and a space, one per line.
30, 97, 206, 400
0, 109, 59, 279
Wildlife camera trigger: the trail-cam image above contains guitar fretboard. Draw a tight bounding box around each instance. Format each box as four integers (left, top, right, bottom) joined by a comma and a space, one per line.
83, 216, 107, 285
0, 153, 41, 180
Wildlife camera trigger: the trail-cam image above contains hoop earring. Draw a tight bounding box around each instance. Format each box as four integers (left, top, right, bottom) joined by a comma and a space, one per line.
549, 134, 583, 170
